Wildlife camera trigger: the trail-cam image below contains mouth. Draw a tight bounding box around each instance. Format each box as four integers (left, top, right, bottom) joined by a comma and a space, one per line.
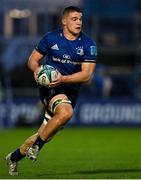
75, 27, 81, 30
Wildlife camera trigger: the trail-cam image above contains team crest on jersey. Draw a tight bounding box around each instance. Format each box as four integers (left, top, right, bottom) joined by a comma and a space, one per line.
76, 46, 84, 56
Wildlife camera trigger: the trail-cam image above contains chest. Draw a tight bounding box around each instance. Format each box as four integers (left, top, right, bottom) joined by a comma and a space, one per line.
49, 39, 85, 61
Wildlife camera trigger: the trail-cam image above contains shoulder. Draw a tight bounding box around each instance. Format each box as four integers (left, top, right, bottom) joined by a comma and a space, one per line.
81, 32, 96, 46
44, 29, 62, 40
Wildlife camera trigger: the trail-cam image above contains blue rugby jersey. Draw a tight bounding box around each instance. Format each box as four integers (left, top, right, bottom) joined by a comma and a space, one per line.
35, 29, 97, 99
36, 29, 97, 75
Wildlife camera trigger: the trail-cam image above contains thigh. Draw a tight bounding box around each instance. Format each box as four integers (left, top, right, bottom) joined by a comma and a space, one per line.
48, 94, 72, 113
39, 85, 75, 113
49, 94, 73, 125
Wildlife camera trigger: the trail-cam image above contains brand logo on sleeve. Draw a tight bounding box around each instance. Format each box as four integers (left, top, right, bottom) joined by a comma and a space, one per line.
90, 46, 97, 56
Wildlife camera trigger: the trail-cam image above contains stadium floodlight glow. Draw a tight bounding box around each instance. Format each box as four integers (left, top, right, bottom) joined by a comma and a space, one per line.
9, 9, 31, 19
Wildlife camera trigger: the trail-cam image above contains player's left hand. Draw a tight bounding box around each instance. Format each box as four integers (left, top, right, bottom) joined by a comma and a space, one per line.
48, 70, 64, 88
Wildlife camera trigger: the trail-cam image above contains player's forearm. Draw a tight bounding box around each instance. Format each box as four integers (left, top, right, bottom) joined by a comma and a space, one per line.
62, 62, 95, 84
62, 71, 92, 84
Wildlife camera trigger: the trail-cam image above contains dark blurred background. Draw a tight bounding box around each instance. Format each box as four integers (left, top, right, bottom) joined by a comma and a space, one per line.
0, 0, 141, 128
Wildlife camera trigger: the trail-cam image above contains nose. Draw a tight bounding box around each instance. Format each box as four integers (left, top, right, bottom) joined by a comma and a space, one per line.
77, 19, 82, 25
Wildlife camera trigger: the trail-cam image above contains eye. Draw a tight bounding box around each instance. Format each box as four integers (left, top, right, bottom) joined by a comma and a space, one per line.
72, 17, 77, 21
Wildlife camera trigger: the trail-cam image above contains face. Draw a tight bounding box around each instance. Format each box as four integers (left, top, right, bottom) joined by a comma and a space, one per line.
62, 11, 82, 37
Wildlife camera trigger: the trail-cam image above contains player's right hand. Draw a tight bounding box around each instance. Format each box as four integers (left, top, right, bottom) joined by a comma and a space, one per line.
34, 67, 41, 83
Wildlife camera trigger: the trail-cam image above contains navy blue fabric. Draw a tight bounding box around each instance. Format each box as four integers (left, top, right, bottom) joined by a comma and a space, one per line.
36, 29, 97, 110
10, 148, 25, 162
39, 83, 79, 111
36, 29, 97, 76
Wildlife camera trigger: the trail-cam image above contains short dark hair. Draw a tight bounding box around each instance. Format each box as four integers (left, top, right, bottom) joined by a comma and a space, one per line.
62, 6, 82, 17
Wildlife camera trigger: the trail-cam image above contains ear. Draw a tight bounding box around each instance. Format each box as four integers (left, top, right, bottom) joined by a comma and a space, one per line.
62, 18, 66, 25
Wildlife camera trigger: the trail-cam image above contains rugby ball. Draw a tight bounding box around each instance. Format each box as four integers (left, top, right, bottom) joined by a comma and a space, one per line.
37, 65, 57, 87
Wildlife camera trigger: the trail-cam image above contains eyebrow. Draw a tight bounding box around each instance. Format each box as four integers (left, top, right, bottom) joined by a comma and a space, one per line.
71, 16, 82, 20
71, 14, 82, 18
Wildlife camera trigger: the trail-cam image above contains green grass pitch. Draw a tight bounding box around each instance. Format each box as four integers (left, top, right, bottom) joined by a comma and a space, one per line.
0, 127, 141, 179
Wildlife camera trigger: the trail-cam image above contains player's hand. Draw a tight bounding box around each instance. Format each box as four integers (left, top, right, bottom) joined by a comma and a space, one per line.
48, 70, 64, 88
34, 67, 41, 83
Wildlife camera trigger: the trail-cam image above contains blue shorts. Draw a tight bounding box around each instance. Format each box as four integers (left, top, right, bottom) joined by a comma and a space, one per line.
39, 84, 79, 112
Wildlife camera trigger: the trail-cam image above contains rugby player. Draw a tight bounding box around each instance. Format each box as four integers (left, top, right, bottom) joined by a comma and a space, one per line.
6, 6, 97, 175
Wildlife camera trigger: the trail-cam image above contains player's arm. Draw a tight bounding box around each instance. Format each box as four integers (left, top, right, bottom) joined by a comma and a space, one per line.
27, 49, 44, 81
50, 62, 96, 87
63, 62, 96, 83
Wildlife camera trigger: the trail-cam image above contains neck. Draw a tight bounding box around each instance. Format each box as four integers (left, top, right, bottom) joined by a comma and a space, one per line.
63, 29, 79, 40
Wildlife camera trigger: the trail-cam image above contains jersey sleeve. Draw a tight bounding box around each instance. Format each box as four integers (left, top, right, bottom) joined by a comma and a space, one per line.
35, 33, 49, 56
82, 40, 97, 63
